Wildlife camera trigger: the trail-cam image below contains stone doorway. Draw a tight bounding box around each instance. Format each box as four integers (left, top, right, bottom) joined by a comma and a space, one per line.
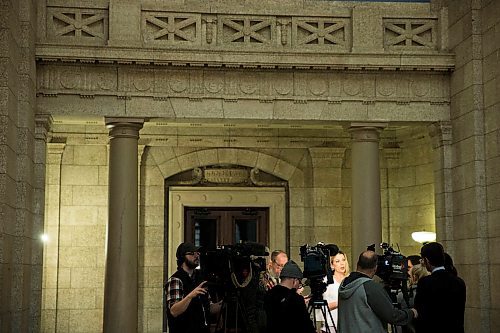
166, 186, 287, 277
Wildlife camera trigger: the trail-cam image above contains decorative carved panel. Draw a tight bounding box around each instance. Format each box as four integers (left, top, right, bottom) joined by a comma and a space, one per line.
37, 64, 450, 104
47, 7, 108, 45
292, 17, 350, 50
138, 11, 353, 51
142, 12, 201, 45
383, 19, 437, 50
219, 16, 275, 46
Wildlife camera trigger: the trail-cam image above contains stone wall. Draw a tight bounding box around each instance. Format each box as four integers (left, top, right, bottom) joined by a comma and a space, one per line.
0, 0, 41, 331
445, 0, 499, 331
481, 0, 500, 330
42, 144, 107, 332
387, 127, 435, 256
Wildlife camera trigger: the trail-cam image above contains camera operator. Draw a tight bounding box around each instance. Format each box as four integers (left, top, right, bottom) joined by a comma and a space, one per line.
165, 242, 221, 333
337, 250, 417, 333
264, 260, 315, 333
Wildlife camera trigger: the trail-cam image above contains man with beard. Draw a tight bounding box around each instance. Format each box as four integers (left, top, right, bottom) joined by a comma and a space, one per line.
165, 242, 221, 333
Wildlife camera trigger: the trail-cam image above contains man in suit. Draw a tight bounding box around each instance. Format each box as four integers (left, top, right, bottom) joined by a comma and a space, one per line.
414, 242, 466, 333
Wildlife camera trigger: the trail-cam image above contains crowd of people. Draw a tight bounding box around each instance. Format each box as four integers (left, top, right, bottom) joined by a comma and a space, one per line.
164, 241, 466, 333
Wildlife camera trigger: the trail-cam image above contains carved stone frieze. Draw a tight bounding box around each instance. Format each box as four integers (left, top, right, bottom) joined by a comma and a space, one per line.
37, 64, 450, 104
47, 6, 108, 45
139, 11, 350, 50
292, 16, 350, 50
142, 12, 201, 45
219, 16, 275, 46
384, 18, 437, 50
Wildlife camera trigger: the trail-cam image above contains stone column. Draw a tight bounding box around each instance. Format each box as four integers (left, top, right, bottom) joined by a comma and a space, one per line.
103, 118, 144, 333
348, 123, 386, 262
41, 140, 66, 332
428, 122, 453, 250
32, 115, 52, 331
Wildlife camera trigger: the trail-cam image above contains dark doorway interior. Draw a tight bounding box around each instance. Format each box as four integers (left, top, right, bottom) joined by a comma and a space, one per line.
184, 207, 269, 248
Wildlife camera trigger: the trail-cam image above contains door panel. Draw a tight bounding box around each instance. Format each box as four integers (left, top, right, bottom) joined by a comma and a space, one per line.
184, 207, 269, 248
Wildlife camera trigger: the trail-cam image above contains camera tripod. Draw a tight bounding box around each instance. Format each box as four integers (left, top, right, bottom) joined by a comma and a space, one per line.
215, 289, 253, 333
307, 298, 337, 333
384, 283, 410, 333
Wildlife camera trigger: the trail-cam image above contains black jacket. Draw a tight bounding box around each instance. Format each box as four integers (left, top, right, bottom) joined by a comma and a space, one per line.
166, 269, 210, 333
264, 285, 315, 333
414, 269, 466, 333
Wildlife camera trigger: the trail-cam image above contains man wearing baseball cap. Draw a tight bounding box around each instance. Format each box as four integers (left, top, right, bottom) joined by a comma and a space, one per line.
264, 260, 315, 333
165, 242, 221, 333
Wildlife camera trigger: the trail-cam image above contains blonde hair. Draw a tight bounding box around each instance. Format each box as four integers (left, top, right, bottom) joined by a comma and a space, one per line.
332, 251, 350, 277
410, 264, 429, 285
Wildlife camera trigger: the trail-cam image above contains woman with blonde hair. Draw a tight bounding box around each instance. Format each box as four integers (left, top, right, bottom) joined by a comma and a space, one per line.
396, 264, 430, 333
320, 251, 350, 333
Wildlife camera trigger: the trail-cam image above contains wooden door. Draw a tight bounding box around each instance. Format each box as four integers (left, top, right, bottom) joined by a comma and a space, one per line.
184, 207, 269, 248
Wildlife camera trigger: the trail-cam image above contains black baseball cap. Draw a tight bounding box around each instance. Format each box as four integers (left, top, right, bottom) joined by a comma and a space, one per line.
280, 260, 303, 279
175, 242, 201, 259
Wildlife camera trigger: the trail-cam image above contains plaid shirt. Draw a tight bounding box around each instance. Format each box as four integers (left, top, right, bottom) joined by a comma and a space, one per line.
165, 271, 211, 309
165, 277, 183, 309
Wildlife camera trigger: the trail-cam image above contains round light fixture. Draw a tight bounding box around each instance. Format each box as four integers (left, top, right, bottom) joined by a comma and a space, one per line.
411, 231, 436, 244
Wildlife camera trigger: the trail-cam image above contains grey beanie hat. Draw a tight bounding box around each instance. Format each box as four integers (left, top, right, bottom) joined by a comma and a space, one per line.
280, 260, 303, 279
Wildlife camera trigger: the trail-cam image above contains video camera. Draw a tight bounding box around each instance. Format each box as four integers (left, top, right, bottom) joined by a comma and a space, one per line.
368, 243, 408, 287
300, 242, 339, 300
199, 242, 268, 291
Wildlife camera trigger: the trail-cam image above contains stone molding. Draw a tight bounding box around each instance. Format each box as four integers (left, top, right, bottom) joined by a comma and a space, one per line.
37, 64, 450, 104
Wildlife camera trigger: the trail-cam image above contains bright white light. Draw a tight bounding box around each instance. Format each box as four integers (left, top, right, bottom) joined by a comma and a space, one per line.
411, 231, 436, 244
41, 234, 49, 243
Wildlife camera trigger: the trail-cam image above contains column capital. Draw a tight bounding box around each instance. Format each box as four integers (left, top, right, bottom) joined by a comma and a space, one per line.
105, 117, 144, 139
347, 122, 387, 142
428, 121, 452, 149
35, 114, 53, 141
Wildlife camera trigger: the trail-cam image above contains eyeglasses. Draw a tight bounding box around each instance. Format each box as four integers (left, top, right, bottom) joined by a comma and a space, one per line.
273, 261, 285, 269
185, 252, 200, 256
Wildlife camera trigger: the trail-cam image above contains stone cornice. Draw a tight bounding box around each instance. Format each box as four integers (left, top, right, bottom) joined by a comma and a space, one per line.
36, 44, 454, 71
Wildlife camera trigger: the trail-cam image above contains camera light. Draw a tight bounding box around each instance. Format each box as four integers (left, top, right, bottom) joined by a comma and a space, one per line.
411, 231, 436, 244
